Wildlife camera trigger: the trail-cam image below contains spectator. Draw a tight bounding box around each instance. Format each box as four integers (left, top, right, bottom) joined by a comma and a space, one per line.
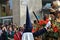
1, 27, 8, 40
8, 27, 14, 40
13, 27, 18, 33
14, 27, 24, 40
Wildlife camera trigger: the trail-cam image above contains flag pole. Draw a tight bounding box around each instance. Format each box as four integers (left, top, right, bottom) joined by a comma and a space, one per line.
33, 11, 39, 23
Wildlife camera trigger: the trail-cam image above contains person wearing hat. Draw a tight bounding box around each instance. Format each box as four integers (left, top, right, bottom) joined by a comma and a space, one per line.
49, 1, 60, 39
55, 9, 60, 39
56, 8, 60, 22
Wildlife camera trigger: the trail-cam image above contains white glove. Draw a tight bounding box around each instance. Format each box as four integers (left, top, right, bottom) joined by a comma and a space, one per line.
45, 21, 51, 30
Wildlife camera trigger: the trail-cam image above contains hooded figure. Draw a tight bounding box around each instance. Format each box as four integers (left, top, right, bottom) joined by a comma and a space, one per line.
22, 6, 34, 40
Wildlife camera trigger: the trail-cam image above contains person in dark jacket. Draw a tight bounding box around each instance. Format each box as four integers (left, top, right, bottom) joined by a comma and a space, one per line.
8, 27, 14, 40
1, 27, 8, 40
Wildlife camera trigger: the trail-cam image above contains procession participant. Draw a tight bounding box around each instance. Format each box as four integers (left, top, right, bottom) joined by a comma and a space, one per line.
32, 20, 40, 33
32, 20, 41, 40
56, 10, 60, 26
22, 6, 34, 40
49, 1, 60, 39
49, 12, 59, 40
56, 10, 60, 38
33, 14, 51, 37
39, 14, 51, 40
49, 8, 60, 40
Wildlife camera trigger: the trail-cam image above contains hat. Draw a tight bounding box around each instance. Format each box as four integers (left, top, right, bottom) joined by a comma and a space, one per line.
53, 0, 60, 7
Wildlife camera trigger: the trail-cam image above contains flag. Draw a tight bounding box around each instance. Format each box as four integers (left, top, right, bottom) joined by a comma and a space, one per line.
24, 6, 32, 32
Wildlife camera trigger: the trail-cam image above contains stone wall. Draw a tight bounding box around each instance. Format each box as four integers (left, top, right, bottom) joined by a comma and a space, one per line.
20, 0, 42, 26
13, 0, 20, 26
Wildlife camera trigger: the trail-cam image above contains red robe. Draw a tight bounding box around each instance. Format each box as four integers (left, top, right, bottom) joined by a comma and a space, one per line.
14, 32, 22, 40
53, 26, 58, 32
39, 19, 49, 26
32, 19, 49, 33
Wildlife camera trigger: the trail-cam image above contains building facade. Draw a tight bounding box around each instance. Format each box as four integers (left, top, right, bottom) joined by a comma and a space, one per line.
0, 0, 12, 25
20, 0, 42, 26
0, 0, 54, 26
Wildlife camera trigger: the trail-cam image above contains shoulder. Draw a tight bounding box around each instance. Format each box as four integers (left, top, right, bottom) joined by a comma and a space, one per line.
14, 33, 17, 37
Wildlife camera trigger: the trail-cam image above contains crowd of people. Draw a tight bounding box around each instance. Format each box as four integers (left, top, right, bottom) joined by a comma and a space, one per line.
0, 23, 25, 40
0, 0, 60, 40
0, 14, 59, 40
0, 20, 43, 40
0, 14, 51, 40
0, 13, 60, 40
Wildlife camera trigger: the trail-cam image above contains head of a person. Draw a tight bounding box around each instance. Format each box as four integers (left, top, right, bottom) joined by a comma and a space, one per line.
49, 12, 56, 20
14, 27, 17, 31
19, 27, 24, 32
34, 20, 38, 24
57, 10, 60, 18
23, 24, 26, 28
8, 27, 12, 31
51, 0, 59, 8
2, 26, 7, 31
13, 27, 18, 33
43, 14, 49, 20
57, 13, 60, 18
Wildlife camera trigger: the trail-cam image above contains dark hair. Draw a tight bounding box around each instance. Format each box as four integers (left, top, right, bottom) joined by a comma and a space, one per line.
50, 12, 56, 16
43, 16, 46, 21
19, 27, 22, 31
43, 14, 48, 20
34, 20, 37, 24
24, 24, 26, 28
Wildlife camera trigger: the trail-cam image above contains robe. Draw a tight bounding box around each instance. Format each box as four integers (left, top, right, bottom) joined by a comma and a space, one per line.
22, 32, 34, 40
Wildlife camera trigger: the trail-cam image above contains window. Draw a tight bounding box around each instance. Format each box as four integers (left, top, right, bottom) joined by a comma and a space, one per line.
0, 0, 13, 17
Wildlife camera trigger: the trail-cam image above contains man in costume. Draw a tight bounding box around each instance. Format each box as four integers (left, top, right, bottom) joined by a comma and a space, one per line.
47, 0, 60, 40
22, 6, 34, 40
33, 15, 51, 37
33, 0, 60, 40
